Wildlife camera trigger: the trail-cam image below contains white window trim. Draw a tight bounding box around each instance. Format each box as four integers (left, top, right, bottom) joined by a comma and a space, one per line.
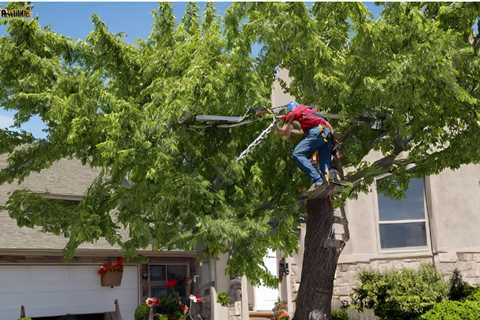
373, 176, 432, 254
378, 219, 426, 224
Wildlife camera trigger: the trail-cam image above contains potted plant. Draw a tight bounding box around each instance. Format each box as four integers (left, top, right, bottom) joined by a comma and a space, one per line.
216, 292, 231, 307
98, 257, 124, 287
135, 298, 168, 320
272, 301, 289, 320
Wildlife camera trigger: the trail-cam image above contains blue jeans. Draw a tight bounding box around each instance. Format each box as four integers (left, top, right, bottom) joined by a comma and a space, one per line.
292, 127, 333, 183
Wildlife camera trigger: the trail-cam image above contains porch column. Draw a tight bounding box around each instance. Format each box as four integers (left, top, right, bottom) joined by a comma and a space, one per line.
241, 275, 249, 320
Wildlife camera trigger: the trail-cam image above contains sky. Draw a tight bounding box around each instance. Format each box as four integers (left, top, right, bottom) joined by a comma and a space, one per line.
0, 2, 383, 138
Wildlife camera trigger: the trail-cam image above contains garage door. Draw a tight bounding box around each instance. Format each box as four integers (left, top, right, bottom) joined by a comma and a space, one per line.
0, 265, 138, 320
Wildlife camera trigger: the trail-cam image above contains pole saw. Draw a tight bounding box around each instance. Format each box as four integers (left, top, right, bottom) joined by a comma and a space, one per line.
179, 104, 384, 161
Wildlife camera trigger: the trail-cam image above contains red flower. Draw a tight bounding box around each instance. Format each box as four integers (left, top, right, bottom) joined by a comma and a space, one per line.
112, 257, 124, 268
98, 265, 109, 275
145, 297, 160, 307
179, 304, 189, 314
189, 294, 202, 303
166, 279, 177, 288
98, 257, 124, 275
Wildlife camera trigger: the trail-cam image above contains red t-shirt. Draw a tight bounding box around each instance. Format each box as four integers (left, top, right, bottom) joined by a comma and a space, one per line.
281, 105, 333, 131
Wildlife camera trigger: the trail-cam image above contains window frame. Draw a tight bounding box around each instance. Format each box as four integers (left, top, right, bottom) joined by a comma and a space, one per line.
147, 262, 191, 300
373, 175, 432, 253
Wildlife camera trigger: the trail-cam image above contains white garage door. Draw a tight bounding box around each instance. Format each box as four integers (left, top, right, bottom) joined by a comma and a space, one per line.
0, 265, 139, 320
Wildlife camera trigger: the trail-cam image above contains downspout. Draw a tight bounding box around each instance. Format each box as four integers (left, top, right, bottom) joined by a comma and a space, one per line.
424, 177, 438, 268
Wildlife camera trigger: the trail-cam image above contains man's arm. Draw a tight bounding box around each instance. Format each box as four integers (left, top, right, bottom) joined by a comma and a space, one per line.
290, 121, 304, 136
276, 121, 303, 139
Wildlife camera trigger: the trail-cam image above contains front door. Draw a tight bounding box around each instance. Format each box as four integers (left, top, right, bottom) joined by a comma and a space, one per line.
254, 250, 279, 311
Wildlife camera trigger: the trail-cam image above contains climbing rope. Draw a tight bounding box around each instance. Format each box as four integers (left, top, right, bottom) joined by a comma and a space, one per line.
236, 117, 278, 161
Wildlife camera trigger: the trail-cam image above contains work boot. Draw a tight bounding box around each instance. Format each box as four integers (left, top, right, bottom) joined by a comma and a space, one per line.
306, 180, 328, 198
327, 168, 340, 184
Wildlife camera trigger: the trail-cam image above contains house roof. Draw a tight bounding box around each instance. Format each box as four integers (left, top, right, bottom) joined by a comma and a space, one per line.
0, 156, 113, 250
0, 156, 195, 257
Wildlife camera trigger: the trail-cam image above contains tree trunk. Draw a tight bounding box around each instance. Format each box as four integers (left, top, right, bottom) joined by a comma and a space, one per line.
293, 197, 340, 320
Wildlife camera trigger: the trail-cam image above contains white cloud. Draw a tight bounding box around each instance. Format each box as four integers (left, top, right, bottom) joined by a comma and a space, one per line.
0, 115, 13, 129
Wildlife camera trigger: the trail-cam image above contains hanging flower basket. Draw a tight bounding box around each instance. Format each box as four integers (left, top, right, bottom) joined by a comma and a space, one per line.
98, 257, 124, 287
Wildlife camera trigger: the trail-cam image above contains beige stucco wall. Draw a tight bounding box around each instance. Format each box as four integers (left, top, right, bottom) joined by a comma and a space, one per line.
339, 163, 480, 261
428, 164, 480, 252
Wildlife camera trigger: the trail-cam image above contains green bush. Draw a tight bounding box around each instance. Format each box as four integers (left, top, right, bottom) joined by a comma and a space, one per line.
351, 264, 447, 320
466, 287, 480, 301
447, 269, 475, 301
331, 308, 349, 320
134, 303, 150, 320
420, 300, 480, 320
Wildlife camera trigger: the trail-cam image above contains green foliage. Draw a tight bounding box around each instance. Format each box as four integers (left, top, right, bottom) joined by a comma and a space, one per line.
447, 269, 475, 301
217, 292, 231, 306
156, 293, 181, 316
465, 287, 480, 301
420, 300, 480, 320
331, 308, 349, 320
0, 2, 479, 287
134, 303, 150, 320
351, 264, 448, 320
18, 318, 32, 320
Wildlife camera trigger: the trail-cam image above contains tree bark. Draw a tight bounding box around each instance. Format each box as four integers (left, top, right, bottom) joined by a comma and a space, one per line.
293, 197, 340, 320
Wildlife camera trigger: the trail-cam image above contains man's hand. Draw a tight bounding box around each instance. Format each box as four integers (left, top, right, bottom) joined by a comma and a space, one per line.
276, 121, 303, 140
276, 123, 292, 138
290, 121, 304, 136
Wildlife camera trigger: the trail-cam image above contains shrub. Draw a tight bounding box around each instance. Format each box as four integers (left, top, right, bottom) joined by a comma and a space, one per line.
447, 269, 475, 301
351, 264, 447, 320
134, 304, 150, 320
217, 291, 231, 306
466, 287, 480, 301
331, 308, 349, 320
420, 300, 480, 320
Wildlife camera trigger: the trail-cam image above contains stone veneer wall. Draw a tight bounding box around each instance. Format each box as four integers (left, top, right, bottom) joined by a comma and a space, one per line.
333, 257, 434, 303
288, 252, 480, 306
436, 252, 480, 285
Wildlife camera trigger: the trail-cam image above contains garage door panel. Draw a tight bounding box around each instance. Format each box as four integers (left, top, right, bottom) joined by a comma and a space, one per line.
0, 266, 34, 293
0, 265, 138, 320
0, 306, 21, 320
28, 267, 69, 289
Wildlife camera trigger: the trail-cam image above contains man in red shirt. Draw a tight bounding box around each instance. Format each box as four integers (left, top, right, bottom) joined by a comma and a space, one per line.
279, 101, 334, 192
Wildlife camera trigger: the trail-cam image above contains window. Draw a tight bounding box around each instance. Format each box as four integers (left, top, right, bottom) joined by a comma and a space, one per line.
148, 264, 189, 301
376, 177, 428, 250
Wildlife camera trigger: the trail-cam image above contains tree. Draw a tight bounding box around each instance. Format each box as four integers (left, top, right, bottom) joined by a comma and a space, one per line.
1, 2, 479, 319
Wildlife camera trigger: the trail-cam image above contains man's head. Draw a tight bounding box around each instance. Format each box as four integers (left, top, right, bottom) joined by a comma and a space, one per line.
287, 101, 299, 112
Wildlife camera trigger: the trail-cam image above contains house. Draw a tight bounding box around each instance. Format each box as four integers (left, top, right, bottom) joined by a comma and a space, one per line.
0, 157, 211, 320
222, 70, 480, 319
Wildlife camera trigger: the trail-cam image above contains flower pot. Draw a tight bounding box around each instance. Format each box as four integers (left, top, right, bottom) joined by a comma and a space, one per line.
101, 270, 123, 287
